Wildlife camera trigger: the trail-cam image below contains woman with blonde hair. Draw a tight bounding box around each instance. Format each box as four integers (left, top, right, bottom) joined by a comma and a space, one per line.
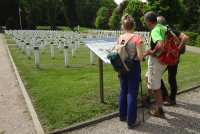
117, 14, 144, 129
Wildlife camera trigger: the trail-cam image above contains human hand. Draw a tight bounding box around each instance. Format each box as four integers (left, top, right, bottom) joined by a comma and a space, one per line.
143, 50, 152, 57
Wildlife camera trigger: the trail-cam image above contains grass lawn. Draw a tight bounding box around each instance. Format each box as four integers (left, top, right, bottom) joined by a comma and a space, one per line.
4, 34, 16, 44
36, 26, 71, 31
8, 42, 200, 132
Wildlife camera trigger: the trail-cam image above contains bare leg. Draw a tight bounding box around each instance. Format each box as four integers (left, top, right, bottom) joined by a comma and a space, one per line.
149, 89, 165, 118
154, 89, 163, 109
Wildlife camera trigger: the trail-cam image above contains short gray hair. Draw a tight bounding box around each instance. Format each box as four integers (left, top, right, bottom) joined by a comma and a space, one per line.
144, 11, 157, 23
157, 16, 167, 25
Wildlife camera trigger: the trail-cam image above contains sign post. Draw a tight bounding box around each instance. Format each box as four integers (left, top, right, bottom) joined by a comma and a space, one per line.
90, 51, 96, 65
98, 58, 104, 103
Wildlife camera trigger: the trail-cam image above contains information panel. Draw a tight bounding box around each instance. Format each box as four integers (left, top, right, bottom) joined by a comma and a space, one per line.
84, 38, 116, 64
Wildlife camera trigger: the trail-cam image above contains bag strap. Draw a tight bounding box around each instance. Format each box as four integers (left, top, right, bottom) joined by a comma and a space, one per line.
120, 34, 136, 71
166, 26, 180, 43
124, 34, 138, 59
120, 34, 135, 46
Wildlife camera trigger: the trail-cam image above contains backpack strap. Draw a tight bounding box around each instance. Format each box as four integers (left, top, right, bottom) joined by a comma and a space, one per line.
120, 34, 135, 46
166, 26, 180, 43
122, 34, 138, 60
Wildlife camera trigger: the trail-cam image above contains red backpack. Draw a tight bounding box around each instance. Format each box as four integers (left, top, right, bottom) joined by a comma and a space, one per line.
154, 29, 180, 65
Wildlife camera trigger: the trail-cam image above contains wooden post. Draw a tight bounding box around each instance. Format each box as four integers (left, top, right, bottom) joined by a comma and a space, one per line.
98, 58, 104, 103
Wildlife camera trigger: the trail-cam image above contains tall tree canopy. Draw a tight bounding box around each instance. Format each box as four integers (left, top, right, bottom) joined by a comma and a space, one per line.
0, 0, 20, 29
180, 0, 200, 31
125, 0, 144, 30
1, 0, 200, 32
144, 0, 184, 25
95, 7, 110, 29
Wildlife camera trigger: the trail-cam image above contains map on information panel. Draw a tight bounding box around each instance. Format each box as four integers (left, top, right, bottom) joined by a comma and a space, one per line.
84, 38, 117, 64
83, 32, 150, 64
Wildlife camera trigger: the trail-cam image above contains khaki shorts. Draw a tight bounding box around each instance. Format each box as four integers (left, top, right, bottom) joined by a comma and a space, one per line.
146, 56, 166, 90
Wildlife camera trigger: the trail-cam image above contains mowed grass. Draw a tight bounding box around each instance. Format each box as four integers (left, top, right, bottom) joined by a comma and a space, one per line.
8, 43, 200, 132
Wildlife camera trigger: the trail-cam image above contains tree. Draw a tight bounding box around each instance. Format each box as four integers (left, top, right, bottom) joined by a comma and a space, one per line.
0, 0, 20, 29
19, 0, 46, 29
145, 0, 184, 25
116, 0, 129, 14
75, 0, 116, 27
62, 0, 78, 30
75, 0, 101, 27
108, 0, 129, 30
180, 0, 200, 31
125, 0, 144, 31
95, 7, 110, 29
100, 0, 117, 9
108, 8, 121, 30
46, 0, 63, 30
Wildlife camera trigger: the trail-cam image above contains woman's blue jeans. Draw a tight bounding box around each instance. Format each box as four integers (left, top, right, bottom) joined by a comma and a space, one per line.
119, 61, 141, 125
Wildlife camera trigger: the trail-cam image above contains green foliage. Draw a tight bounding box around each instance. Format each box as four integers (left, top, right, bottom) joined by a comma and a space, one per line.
108, 0, 129, 30
75, 0, 116, 27
108, 8, 121, 30
180, 0, 200, 31
195, 35, 200, 47
116, 0, 129, 14
95, 7, 110, 29
3, 0, 200, 31
62, 0, 78, 29
145, 0, 184, 25
100, 0, 117, 9
75, 0, 100, 27
18, 0, 117, 29
125, 0, 144, 30
45, 0, 64, 29
0, 0, 20, 29
185, 32, 199, 46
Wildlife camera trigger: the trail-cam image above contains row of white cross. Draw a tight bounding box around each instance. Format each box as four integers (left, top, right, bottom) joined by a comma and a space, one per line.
5, 30, 150, 68
6, 30, 82, 68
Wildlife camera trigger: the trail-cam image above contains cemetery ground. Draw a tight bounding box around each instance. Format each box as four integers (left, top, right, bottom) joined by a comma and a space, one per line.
5, 35, 200, 132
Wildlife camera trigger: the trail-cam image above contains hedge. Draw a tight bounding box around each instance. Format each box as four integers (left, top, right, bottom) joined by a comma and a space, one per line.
185, 32, 199, 47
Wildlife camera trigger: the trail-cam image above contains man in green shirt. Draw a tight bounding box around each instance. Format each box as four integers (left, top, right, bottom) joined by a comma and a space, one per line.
143, 11, 167, 118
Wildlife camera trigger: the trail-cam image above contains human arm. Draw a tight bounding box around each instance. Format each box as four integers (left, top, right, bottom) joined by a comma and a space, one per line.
143, 40, 164, 57
136, 42, 144, 61
178, 32, 189, 50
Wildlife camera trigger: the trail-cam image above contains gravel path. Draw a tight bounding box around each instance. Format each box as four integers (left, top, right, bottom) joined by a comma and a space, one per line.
69, 88, 200, 134
0, 35, 36, 134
